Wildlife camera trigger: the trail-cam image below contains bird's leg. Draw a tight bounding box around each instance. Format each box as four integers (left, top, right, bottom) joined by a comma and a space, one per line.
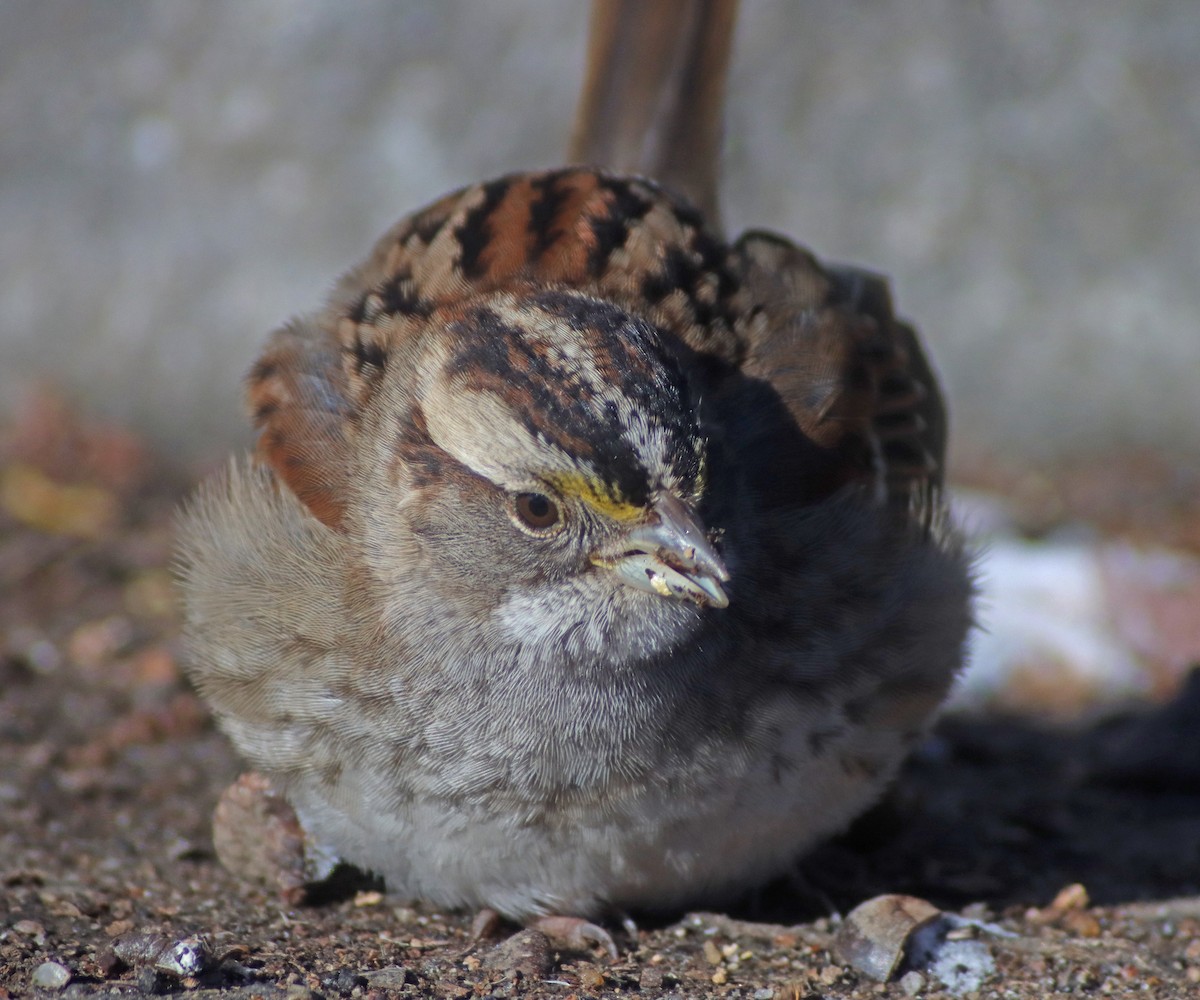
469, 907, 503, 941
471, 908, 619, 960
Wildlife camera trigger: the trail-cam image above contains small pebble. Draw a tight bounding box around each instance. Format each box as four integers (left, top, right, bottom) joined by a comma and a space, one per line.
1062, 909, 1102, 938
578, 965, 606, 990
753, 988, 775, 1000
1050, 882, 1090, 911
481, 929, 553, 979
31, 961, 71, 990
834, 894, 941, 981
927, 938, 995, 994
818, 964, 844, 985
362, 966, 410, 988
14, 919, 46, 939
899, 970, 926, 995
112, 931, 212, 978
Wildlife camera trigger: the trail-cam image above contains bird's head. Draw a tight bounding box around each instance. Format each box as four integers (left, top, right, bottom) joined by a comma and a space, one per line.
351, 288, 729, 650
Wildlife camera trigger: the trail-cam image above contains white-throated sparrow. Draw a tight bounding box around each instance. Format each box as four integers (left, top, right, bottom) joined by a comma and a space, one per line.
179, 165, 972, 941
178, 0, 972, 956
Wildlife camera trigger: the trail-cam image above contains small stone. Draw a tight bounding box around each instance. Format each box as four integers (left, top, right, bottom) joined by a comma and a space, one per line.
212, 771, 313, 901
97, 948, 127, 979
111, 931, 214, 979
818, 964, 844, 985
322, 969, 367, 994
711, 966, 728, 985
960, 902, 992, 921
480, 928, 553, 979
362, 966, 410, 989
753, 989, 775, 1000
1049, 882, 1089, 911
135, 967, 164, 994
639, 966, 665, 990
1028, 883, 1100, 931
1061, 909, 1102, 938
702, 939, 724, 965
31, 961, 71, 990
46, 899, 85, 920
926, 938, 995, 994
578, 965, 607, 990
834, 894, 942, 981
899, 970, 926, 995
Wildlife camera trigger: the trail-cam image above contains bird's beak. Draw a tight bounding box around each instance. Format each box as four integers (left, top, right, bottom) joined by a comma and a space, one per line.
592, 493, 730, 609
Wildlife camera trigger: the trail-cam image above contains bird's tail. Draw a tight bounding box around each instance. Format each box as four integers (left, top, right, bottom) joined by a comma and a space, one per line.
568, 0, 740, 228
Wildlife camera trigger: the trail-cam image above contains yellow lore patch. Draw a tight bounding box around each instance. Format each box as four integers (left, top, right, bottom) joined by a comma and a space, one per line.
543, 471, 645, 523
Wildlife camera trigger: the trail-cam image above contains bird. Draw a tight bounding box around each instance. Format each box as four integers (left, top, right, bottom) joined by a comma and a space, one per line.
177, 1, 972, 955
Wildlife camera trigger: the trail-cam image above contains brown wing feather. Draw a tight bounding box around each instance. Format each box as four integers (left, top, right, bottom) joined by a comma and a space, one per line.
830, 265, 948, 492
245, 321, 353, 529
732, 230, 947, 511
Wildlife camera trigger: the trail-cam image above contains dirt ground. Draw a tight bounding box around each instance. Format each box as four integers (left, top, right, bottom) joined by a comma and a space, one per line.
2, 392, 1200, 999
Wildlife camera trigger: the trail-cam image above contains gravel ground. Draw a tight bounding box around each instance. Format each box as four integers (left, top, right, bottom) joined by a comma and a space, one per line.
3, 393, 1200, 998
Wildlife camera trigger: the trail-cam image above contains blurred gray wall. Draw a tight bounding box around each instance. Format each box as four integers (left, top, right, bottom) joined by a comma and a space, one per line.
2, 1, 1197, 468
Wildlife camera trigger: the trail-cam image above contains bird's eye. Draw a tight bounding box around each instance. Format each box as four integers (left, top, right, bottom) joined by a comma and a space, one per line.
513, 492, 561, 533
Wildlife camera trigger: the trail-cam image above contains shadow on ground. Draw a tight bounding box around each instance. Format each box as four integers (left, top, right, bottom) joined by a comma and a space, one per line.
795, 680, 1200, 916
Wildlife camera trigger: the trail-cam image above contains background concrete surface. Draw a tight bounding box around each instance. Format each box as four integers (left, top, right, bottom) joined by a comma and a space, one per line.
2, 1, 1197, 469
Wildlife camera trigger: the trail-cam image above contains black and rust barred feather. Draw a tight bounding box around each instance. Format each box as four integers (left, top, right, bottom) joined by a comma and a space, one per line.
247, 168, 945, 532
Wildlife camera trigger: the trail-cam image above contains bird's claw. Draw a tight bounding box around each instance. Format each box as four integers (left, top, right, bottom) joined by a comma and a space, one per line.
531, 915, 619, 960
